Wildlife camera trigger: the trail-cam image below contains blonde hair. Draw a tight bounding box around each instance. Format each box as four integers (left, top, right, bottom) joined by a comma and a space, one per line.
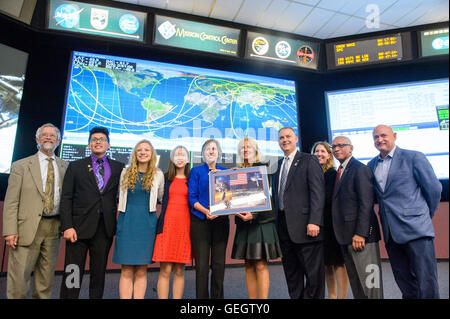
122, 139, 158, 192
237, 137, 261, 168
311, 141, 334, 172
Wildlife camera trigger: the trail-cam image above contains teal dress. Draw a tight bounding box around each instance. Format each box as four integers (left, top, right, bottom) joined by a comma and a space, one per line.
113, 173, 156, 265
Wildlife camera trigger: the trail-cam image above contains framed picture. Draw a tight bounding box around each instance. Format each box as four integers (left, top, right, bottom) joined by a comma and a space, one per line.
209, 166, 272, 216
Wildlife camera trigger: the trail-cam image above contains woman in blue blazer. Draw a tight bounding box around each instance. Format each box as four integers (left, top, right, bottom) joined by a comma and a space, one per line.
188, 139, 228, 299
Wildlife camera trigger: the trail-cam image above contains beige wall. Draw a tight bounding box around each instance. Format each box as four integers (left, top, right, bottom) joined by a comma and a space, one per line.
0, 201, 448, 272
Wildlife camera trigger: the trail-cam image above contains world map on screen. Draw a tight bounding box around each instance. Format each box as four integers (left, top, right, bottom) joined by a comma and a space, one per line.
62, 52, 298, 162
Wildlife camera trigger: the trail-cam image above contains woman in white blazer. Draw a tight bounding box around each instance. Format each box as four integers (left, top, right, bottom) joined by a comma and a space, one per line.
112, 139, 164, 299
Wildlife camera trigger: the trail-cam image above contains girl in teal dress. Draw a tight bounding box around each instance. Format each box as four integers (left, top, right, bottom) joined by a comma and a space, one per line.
113, 139, 164, 299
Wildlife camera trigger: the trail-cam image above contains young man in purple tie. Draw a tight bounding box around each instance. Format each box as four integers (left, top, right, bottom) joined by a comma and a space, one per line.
59, 127, 124, 299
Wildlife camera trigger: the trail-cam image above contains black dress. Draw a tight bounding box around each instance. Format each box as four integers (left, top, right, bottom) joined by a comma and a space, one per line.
231, 163, 282, 261
323, 168, 345, 266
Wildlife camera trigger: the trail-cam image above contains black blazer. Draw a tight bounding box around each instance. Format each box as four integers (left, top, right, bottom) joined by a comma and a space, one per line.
273, 151, 325, 244
331, 157, 381, 246
60, 156, 124, 239
323, 167, 337, 230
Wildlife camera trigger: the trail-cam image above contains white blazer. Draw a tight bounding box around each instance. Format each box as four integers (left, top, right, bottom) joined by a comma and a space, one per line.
117, 167, 164, 213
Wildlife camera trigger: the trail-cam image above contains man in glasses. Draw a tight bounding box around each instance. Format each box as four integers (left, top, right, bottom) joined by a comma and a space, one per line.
3, 123, 68, 298
59, 126, 124, 299
368, 125, 441, 299
331, 136, 383, 299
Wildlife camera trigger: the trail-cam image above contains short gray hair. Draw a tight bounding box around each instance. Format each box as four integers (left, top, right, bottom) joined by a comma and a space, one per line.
333, 135, 352, 145
201, 138, 222, 162
35, 123, 61, 140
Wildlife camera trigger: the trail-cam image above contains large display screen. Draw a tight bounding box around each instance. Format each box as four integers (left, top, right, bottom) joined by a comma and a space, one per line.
61, 51, 298, 172
245, 31, 319, 70
325, 79, 449, 179
48, 0, 146, 42
154, 15, 240, 56
326, 33, 412, 69
419, 27, 449, 57
0, 43, 28, 173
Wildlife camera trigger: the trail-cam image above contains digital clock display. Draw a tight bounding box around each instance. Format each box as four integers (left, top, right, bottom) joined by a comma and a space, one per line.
327, 33, 412, 69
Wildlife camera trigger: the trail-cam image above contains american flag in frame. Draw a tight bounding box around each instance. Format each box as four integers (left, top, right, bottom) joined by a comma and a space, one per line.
209, 165, 272, 216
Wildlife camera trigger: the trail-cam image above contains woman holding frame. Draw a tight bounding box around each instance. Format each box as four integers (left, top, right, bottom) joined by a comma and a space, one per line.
231, 137, 282, 299
188, 139, 229, 299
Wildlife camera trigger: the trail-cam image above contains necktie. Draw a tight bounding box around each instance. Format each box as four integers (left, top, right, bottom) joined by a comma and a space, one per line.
96, 158, 105, 191
333, 165, 343, 196
278, 157, 289, 210
43, 158, 55, 215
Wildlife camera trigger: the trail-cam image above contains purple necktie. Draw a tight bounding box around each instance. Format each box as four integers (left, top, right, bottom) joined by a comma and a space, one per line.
95, 158, 105, 191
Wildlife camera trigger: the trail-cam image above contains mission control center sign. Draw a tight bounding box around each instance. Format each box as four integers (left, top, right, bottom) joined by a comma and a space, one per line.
154, 15, 240, 57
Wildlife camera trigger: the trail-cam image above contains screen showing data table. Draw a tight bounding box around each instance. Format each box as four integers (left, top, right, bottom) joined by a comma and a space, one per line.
325, 79, 449, 179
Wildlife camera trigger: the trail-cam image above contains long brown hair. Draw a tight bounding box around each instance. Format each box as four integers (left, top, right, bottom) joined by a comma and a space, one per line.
166, 145, 191, 181
311, 141, 334, 172
122, 139, 158, 192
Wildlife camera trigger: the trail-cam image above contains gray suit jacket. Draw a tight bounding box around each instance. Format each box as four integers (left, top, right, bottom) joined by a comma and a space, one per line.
2, 152, 68, 246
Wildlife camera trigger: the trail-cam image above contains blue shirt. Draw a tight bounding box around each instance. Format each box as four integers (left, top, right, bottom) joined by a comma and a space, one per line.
374, 146, 396, 192
188, 163, 226, 220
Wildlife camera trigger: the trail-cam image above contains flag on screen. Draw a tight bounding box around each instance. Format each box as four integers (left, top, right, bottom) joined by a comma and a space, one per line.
230, 173, 248, 186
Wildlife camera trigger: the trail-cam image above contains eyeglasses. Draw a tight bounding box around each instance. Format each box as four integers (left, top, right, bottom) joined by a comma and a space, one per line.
91, 137, 108, 143
331, 143, 351, 149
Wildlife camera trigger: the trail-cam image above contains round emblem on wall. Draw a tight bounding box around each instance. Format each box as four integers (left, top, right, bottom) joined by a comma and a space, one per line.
252, 37, 270, 56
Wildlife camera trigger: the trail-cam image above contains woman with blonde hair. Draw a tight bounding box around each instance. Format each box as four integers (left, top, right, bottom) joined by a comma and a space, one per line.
311, 141, 349, 299
113, 139, 164, 299
153, 145, 192, 299
231, 137, 282, 299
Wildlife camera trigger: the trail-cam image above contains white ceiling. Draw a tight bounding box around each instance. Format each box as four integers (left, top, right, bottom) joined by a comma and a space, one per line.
112, 0, 449, 39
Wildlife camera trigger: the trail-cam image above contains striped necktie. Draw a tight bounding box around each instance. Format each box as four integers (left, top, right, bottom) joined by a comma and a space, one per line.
278, 157, 289, 210
333, 165, 343, 196
96, 158, 105, 191
43, 158, 55, 215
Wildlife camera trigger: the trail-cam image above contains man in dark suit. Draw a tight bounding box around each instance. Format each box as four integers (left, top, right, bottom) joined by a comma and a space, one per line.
59, 127, 124, 299
331, 136, 383, 299
272, 127, 325, 299
368, 125, 441, 299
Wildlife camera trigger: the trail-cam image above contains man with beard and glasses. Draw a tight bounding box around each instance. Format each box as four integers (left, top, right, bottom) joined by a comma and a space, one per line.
3, 123, 68, 298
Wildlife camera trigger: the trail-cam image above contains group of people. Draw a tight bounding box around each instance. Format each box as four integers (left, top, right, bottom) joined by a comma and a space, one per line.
2, 123, 442, 299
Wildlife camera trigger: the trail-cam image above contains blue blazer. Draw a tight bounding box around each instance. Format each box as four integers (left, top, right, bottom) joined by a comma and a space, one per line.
188, 163, 226, 220
367, 147, 442, 244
